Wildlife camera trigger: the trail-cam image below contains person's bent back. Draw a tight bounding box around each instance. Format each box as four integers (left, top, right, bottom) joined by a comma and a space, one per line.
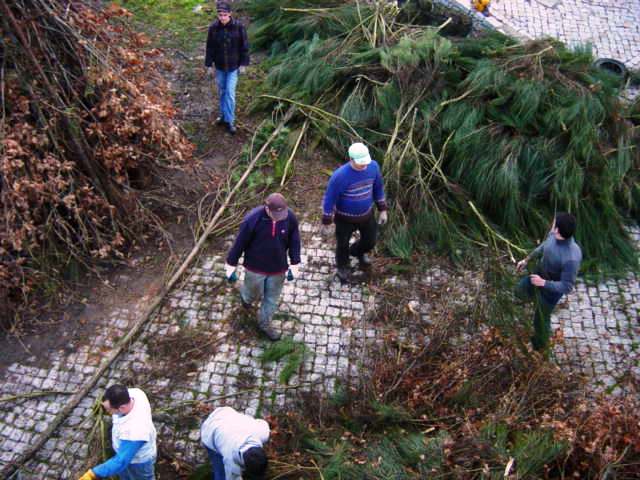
200, 406, 270, 480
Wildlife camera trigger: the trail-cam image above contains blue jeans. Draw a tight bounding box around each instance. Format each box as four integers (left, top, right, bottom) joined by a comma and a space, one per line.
206, 447, 226, 480
516, 275, 563, 352
118, 459, 155, 480
215, 68, 239, 126
241, 270, 285, 327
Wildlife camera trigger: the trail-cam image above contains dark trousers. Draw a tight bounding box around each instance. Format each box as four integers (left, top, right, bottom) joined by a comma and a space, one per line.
516, 275, 562, 352
335, 215, 377, 268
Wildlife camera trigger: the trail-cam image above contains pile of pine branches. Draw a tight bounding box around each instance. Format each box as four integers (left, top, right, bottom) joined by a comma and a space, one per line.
244, 0, 639, 273
0, 1, 193, 321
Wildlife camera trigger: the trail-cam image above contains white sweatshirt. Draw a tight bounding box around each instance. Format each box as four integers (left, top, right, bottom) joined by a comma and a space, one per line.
111, 388, 157, 463
200, 407, 270, 480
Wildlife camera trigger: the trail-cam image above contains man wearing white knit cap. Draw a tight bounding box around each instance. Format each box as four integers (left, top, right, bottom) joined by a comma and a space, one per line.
321, 142, 388, 282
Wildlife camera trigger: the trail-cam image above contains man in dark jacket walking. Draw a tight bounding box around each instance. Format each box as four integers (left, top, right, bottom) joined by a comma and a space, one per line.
225, 193, 301, 340
205, 2, 249, 135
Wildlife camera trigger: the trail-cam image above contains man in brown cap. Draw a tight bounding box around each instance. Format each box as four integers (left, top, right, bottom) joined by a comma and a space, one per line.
225, 193, 301, 340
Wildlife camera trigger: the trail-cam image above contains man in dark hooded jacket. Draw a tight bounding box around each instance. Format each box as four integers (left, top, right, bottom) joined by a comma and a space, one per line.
205, 2, 249, 134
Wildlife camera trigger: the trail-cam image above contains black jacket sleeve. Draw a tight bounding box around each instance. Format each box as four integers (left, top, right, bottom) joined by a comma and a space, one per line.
205, 24, 215, 68
239, 24, 250, 67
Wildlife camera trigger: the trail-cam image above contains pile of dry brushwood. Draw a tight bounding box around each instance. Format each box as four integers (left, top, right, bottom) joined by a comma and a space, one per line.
267, 326, 640, 478
0, 1, 193, 321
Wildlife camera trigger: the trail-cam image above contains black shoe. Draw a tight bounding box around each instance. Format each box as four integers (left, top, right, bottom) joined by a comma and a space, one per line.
336, 267, 350, 283
228, 124, 237, 135
260, 324, 281, 341
216, 116, 227, 126
358, 254, 372, 269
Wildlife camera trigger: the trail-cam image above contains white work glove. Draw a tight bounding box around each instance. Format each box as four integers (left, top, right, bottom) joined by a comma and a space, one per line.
288, 264, 300, 281
321, 223, 333, 238
239, 66, 247, 74
207, 67, 214, 77
378, 211, 388, 225
224, 263, 237, 282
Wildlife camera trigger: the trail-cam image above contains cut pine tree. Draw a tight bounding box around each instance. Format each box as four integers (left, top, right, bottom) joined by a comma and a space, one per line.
244, 0, 640, 274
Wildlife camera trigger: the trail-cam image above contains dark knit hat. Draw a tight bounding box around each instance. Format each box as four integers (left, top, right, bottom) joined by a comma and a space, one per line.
217, 2, 231, 13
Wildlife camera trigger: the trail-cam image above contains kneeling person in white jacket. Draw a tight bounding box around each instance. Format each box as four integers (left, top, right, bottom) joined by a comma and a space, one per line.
200, 406, 270, 480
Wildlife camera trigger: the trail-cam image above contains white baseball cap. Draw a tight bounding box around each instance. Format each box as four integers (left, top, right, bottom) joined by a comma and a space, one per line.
348, 142, 371, 166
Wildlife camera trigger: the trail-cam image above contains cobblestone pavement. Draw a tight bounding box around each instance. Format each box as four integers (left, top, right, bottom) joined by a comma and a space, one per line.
553, 229, 640, 392
487, 0, 640, 70
1, 221, 639, 478
439, 0, 640, 100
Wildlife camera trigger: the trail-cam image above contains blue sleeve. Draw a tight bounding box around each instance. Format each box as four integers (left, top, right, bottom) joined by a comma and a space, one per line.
92, 440, 144, 478
372, 163, 387, 210
322, 170, 342, 224
288, 213, 301, 265
544, 260, 579, 295
226, 214, 255, 266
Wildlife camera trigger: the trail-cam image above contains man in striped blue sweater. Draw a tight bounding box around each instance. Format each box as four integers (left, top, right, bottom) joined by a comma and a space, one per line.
322, 143, 388, 282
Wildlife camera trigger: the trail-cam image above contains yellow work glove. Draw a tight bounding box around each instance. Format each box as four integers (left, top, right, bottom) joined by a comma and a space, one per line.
472, 0, 490, 11
78, 470, 97, 480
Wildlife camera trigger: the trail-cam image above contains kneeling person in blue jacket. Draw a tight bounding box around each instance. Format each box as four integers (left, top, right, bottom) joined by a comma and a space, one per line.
78, 384, 157, 480
225, 193, 301, 341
